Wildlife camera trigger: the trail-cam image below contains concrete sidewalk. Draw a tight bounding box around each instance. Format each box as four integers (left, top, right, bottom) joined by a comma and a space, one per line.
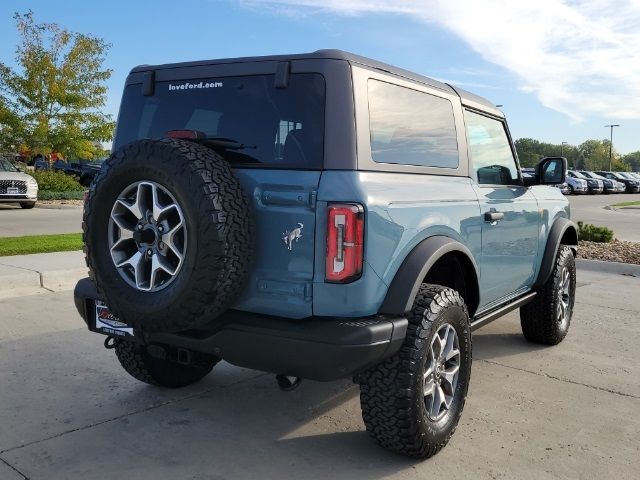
0, 251, 86, 299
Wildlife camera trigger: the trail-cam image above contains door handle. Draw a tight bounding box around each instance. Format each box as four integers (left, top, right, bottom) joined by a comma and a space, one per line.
484, 211, 504, 223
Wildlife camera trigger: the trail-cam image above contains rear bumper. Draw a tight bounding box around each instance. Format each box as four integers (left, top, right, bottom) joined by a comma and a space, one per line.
74, 278, 408, 381
0, 194, 35, 201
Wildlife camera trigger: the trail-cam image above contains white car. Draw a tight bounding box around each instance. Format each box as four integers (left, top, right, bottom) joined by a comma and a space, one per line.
0, 158, 38, 209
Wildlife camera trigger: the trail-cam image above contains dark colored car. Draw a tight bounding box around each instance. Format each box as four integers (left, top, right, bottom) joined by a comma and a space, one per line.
33, 159, 50, 171
52, 159, 78, 176
595, 171, 640, 193
78, 160, 104, 186
578, 171, 617, 193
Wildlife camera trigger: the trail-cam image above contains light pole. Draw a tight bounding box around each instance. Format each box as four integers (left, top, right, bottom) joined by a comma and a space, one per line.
604, 124, 620, 171
561, 141, 568, 156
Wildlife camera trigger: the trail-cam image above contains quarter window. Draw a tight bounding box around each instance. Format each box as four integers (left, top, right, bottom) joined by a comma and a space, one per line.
367, 80, 459, 168
465, 111, 519, 186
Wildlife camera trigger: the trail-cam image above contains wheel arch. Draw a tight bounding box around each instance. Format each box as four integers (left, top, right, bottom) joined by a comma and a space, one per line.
379, 236, 480, 318
534, 217, 578, 288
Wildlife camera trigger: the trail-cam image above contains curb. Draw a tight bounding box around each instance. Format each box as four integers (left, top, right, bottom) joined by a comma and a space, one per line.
35, 203, 83, 210
0, 251, 87, 299
576, 258, 640, 277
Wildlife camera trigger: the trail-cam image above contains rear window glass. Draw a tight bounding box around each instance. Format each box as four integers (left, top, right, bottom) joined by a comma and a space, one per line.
114, 73, 325, 168
367, 79, 458, 168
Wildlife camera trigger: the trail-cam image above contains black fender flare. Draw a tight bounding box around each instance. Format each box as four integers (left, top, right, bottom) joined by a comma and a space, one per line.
534, 217, 578, 287
379, 236, 480, 316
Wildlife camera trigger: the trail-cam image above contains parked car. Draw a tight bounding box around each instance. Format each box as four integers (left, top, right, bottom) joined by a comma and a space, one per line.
626, 172, 640, 180
565, 174, 588, 194
578, 171, 617, 194
617, 172, 640, 187
73, 50, 577, 459
595, 171, 640, 193
78, 160, 104, 186
0, 157, 38, 208
567, 170, 602, 194
557, 181, 571, 195
33, 158, 50, 171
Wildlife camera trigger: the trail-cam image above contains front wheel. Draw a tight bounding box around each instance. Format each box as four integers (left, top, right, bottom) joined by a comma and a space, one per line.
20, 202, 36, 209
358, 284, 472, 459
520, 245, 576, 345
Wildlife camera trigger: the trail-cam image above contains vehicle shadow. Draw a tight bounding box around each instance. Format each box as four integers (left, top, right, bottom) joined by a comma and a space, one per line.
472, 332, 550, 361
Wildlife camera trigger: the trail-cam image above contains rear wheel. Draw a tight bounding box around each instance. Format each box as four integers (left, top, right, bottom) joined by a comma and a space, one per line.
520, 245, 575, 345
114, 340, 219, 388
358, 284, 472, 459
567, 184, 574, 194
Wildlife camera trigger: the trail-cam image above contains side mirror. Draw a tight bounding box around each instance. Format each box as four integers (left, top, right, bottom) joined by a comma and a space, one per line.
523, 156, 567, 186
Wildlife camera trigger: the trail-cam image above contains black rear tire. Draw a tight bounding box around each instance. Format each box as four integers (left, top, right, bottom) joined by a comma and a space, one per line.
358, 284, 472, 459
114, 340, 219, 388
520, 245, 575, 345
83, 139, 252, 333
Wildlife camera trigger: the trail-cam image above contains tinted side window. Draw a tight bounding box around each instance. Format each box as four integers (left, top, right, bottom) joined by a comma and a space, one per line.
367, 80, 458, 168
465, 111, 519, 186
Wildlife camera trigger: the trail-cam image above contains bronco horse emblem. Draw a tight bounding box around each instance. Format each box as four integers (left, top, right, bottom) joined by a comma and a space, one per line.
283, 223, 303, 251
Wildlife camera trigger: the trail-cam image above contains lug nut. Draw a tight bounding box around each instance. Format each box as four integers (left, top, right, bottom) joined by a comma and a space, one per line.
138, 224, 143, 230
158, 242, 165, 249
147, 249, 153, 256
158, 225, 164, 233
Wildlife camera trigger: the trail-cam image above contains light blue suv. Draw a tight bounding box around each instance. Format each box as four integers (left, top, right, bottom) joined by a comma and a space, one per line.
74, 50, 578, 459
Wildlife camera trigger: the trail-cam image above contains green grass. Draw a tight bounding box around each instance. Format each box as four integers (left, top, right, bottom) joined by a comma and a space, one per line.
610, 200, 640, 208
0, 233, 83, 257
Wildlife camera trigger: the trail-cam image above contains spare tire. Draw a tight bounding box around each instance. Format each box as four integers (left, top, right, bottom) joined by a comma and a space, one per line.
83, 138, 252, 333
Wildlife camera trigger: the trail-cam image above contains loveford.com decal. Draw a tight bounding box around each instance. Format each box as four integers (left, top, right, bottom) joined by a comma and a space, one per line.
168, 81, 223, 91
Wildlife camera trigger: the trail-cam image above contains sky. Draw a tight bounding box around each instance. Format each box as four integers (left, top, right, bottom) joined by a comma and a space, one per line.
1, 0, 639, 154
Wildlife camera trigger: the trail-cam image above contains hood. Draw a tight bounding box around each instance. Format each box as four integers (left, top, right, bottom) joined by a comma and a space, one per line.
0, 171, 35, 182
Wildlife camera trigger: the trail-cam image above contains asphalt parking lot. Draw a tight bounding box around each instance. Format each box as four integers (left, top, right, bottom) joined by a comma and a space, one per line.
0, 265, 638, 480
569, 193, 640, 242
0, 204, 83, 237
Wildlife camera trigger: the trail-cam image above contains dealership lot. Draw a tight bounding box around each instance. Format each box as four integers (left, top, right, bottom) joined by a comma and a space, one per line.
0, 265, 638, 480
569, 193, 640, 242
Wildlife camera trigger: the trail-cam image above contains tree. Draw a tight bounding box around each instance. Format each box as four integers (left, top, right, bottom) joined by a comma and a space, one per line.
0, 11, 114, 159
622, 151, 640, 172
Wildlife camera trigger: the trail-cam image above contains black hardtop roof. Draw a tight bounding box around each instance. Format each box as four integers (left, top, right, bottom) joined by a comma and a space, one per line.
131, 49, 501, 116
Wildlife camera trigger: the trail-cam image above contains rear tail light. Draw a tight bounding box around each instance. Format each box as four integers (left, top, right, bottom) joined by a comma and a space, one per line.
326, 203, 364, 283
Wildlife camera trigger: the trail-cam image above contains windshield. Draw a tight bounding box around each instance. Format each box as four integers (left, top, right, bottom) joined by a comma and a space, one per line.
115, 73, 326, 169
619, 172, 634, 180
569, 170, 586, 179
0, 158, 18, 172
586, 171, 606, 180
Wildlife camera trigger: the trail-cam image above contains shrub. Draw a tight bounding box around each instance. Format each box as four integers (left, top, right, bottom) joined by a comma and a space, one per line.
31, 170, 84, 192
37, 191, 85, 200
577, 221, 614, 243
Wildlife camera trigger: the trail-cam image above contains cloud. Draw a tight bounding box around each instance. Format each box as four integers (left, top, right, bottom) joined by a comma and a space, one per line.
238, 0, 640, 121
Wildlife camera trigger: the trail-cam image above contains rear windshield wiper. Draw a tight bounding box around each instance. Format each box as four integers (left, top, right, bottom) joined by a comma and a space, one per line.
166, 130, 256, 151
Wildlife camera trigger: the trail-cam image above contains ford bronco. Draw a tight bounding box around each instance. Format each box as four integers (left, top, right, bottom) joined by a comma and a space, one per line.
74, 50, 577, 459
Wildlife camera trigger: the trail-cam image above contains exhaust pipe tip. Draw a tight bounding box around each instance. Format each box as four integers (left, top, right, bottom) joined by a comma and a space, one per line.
276, 374, 302, 391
